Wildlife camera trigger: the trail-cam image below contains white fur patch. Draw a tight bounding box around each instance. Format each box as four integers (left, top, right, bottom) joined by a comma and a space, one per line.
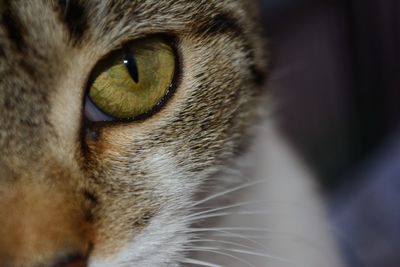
89, 149, 198, 267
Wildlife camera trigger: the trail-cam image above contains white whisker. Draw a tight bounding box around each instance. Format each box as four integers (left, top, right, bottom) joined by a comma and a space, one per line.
182, 200, 268, 220
187, 227, 325, 249
181, 248, 256, 267
191, 180, 265, 207
189, 227, 276, 233
181, 211, 271, 224
190, 238, 263, 252
180, 258, 222, 267
186, 228, 269, 250
210, 232, 297, 241
184, 245, 297, 267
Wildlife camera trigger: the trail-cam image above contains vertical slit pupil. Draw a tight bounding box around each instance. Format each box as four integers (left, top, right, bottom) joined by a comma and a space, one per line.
124, 53, 139, 83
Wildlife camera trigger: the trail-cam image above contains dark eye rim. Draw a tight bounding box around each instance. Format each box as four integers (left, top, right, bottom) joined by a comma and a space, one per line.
83, 34, 181, 126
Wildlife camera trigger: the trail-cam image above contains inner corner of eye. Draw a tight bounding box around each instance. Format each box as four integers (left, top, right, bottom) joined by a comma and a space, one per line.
84, 95, 115, 122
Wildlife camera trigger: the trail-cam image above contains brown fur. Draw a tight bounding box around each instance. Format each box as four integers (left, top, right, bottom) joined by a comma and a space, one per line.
0, 1, 267, 266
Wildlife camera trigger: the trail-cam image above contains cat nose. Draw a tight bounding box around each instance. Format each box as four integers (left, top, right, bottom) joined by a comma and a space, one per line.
3, 253, 88, 267
50, 253, 88, 267
0, 183, 92, 267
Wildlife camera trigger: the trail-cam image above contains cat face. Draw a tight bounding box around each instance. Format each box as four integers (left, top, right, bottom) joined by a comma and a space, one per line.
0, 1, 267, 266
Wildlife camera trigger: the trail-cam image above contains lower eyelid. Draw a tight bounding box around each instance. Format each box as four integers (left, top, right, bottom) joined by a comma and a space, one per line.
84, 96, 114, 122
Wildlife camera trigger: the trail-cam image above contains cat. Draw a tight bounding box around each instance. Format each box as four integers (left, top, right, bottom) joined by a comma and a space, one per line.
0, 1, 345, 267
0, 0, 268, 266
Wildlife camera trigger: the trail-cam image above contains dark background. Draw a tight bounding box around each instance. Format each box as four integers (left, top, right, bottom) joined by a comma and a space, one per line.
260, 1, 400, 267
260, 0, 400, 187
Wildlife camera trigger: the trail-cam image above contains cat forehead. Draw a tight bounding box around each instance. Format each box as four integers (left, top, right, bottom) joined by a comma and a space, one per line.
0, 0, 249, 42
0, 0, 258, 84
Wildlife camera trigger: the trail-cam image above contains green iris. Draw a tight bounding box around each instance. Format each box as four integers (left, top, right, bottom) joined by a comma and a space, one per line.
88, 38, 175, 119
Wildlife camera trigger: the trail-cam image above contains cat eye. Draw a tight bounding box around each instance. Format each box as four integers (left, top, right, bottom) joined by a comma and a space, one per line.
84, 37, 176, 122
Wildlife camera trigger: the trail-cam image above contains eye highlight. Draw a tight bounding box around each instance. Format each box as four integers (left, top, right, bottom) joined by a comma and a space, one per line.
85, 37, 176, 122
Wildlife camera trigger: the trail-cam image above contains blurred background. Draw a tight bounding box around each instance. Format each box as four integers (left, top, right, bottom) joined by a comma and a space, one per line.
259, 0, 400, 266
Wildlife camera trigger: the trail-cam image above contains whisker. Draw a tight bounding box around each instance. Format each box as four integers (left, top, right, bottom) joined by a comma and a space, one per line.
180, 258, 222, 267
187, 228, 269, 250
182, 200, 269, 220
189, 227, 277, 233
169, 200, 271, 226
210, 232, 298, 241
187, 227, 328, 249
183, 246, 297, 266
189, 229, 342, 266
190, 238, 263, 252
182, 211, 271, 224
186, 227, 339, 265
191, 180, 265, 207
181, 248, 256, 267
